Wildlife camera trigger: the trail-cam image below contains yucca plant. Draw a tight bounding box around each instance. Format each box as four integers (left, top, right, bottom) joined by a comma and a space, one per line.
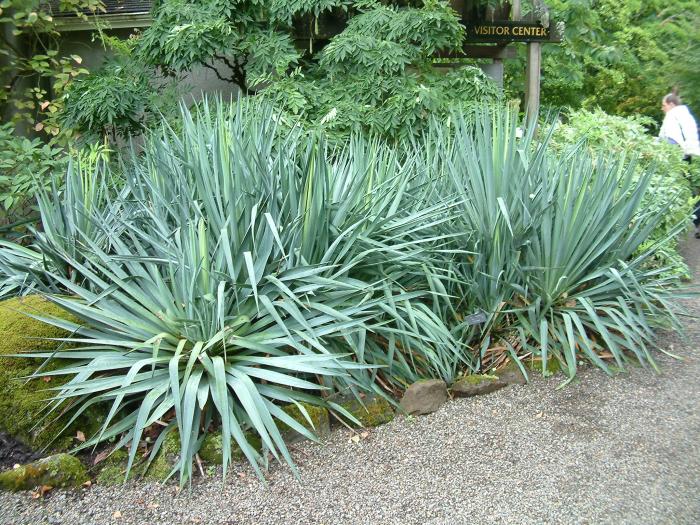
514, 151, 686, 379
18, 99, 464, 486
0, 157, 125, 299
415, 106, 548, 371
422, 106, 686, 377
4, 99, 687, 489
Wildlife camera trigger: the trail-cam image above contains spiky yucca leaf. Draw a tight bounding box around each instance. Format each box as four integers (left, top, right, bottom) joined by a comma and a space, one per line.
18, 100, 463, 486
423, 106, 686, 376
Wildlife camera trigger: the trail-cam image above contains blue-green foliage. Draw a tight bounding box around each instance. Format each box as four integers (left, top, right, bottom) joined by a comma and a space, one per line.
0, 101, 685, 485
550, 108, 695, 277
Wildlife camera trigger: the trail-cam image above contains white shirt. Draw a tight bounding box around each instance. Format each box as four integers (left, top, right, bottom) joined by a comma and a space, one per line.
659, 105, 700, 157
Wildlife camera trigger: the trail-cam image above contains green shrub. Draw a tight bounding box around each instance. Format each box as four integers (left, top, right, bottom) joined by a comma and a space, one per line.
0, 123, 65, 224
418, 107, 685, 377
550, 108, 693, 277
60, 60, 154, 142
0, 101, 685, 486
259, 65, 500, 142
0, 153, 120, 299
11, 100, 461, 486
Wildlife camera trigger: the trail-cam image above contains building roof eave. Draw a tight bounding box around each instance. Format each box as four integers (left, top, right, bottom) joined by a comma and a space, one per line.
53, 12, 152, 32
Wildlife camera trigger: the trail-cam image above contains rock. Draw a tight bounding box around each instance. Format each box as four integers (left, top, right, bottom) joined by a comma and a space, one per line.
337, 396, 395, 427
95, 450, 133, 486
0, 296, 102, 451
97, 431, 181, 485
451, 375, 506, 398
97, 428, 263, 481
279, 403, 330, 442
198, 431, 261, 465
400, 379, 448, 415
0, 453, 88, 491
198, 432, 226, 465
496, 361, 528, 385
143, 430, 180, 481
524, 357, 561, 376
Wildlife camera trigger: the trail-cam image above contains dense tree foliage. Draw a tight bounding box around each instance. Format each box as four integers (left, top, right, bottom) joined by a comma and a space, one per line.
507, 0, 700, 121
0, 0, 103, 136
64, 0, 500, 141
0, 0, 104, 224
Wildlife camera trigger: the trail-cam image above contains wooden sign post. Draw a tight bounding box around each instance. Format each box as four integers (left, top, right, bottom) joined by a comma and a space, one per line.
452, 1, 560, 125
526, 42, 541, 125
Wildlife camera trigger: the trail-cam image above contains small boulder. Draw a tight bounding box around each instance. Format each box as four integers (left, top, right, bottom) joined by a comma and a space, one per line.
279, 403, 330, 442
0, 295, 102, 452
0, 453, 88, 491
198, 431, 261, 465
95, 450, 133, 486
96, 431, 183, 484
524, 357, 561, 376
142, 430, 181, 481
400, 379, 447, 415
496, 361, 528, 385
336, 396, 394, 427
451, 375, 506, 398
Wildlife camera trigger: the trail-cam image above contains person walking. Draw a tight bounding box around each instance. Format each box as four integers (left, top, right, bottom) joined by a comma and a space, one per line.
659, 91, 700, 236
659, 92, 700, 158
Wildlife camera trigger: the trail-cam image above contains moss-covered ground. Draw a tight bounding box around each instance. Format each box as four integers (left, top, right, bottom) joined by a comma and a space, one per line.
0, 296, 101, 451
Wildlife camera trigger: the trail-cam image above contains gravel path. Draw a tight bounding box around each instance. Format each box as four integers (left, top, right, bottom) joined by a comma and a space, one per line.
1, 239, 699, 525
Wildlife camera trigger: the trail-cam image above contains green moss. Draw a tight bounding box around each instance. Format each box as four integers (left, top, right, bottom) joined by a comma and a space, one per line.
97, 428, 265, 482
94, 450, 142, 486
143, 430, 180, 481
339, 396, 394, 428
0, 295, 103, 451
279, 403, 330, 441
95, 435, 181, 485
198, 431, 262, 465
0, 453, 88, 491
524, 358, 561, 376
198, 432, 224, 464
457, 374, 499, 385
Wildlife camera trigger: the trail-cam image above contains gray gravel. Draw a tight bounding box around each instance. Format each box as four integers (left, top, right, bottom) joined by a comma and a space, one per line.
1, 238, 699, 525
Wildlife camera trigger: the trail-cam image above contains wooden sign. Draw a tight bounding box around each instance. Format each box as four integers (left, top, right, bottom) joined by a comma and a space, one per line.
464, 21, 560, 43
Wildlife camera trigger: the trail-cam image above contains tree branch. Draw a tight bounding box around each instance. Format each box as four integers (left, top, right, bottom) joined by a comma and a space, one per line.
213, 53, 251, 94
202, 62, 229, 83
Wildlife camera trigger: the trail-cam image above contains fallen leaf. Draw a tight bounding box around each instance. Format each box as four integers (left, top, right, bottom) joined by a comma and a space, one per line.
350, 435, 360, 443
82, 480, 92, 488
39, 101, 50, 110
76, 431, 86, 442
113, 511, 122, 519
360, 431, 369, 439
32, 485, 53, 499
93, 449, 111, 466
34, 122, 44, 131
